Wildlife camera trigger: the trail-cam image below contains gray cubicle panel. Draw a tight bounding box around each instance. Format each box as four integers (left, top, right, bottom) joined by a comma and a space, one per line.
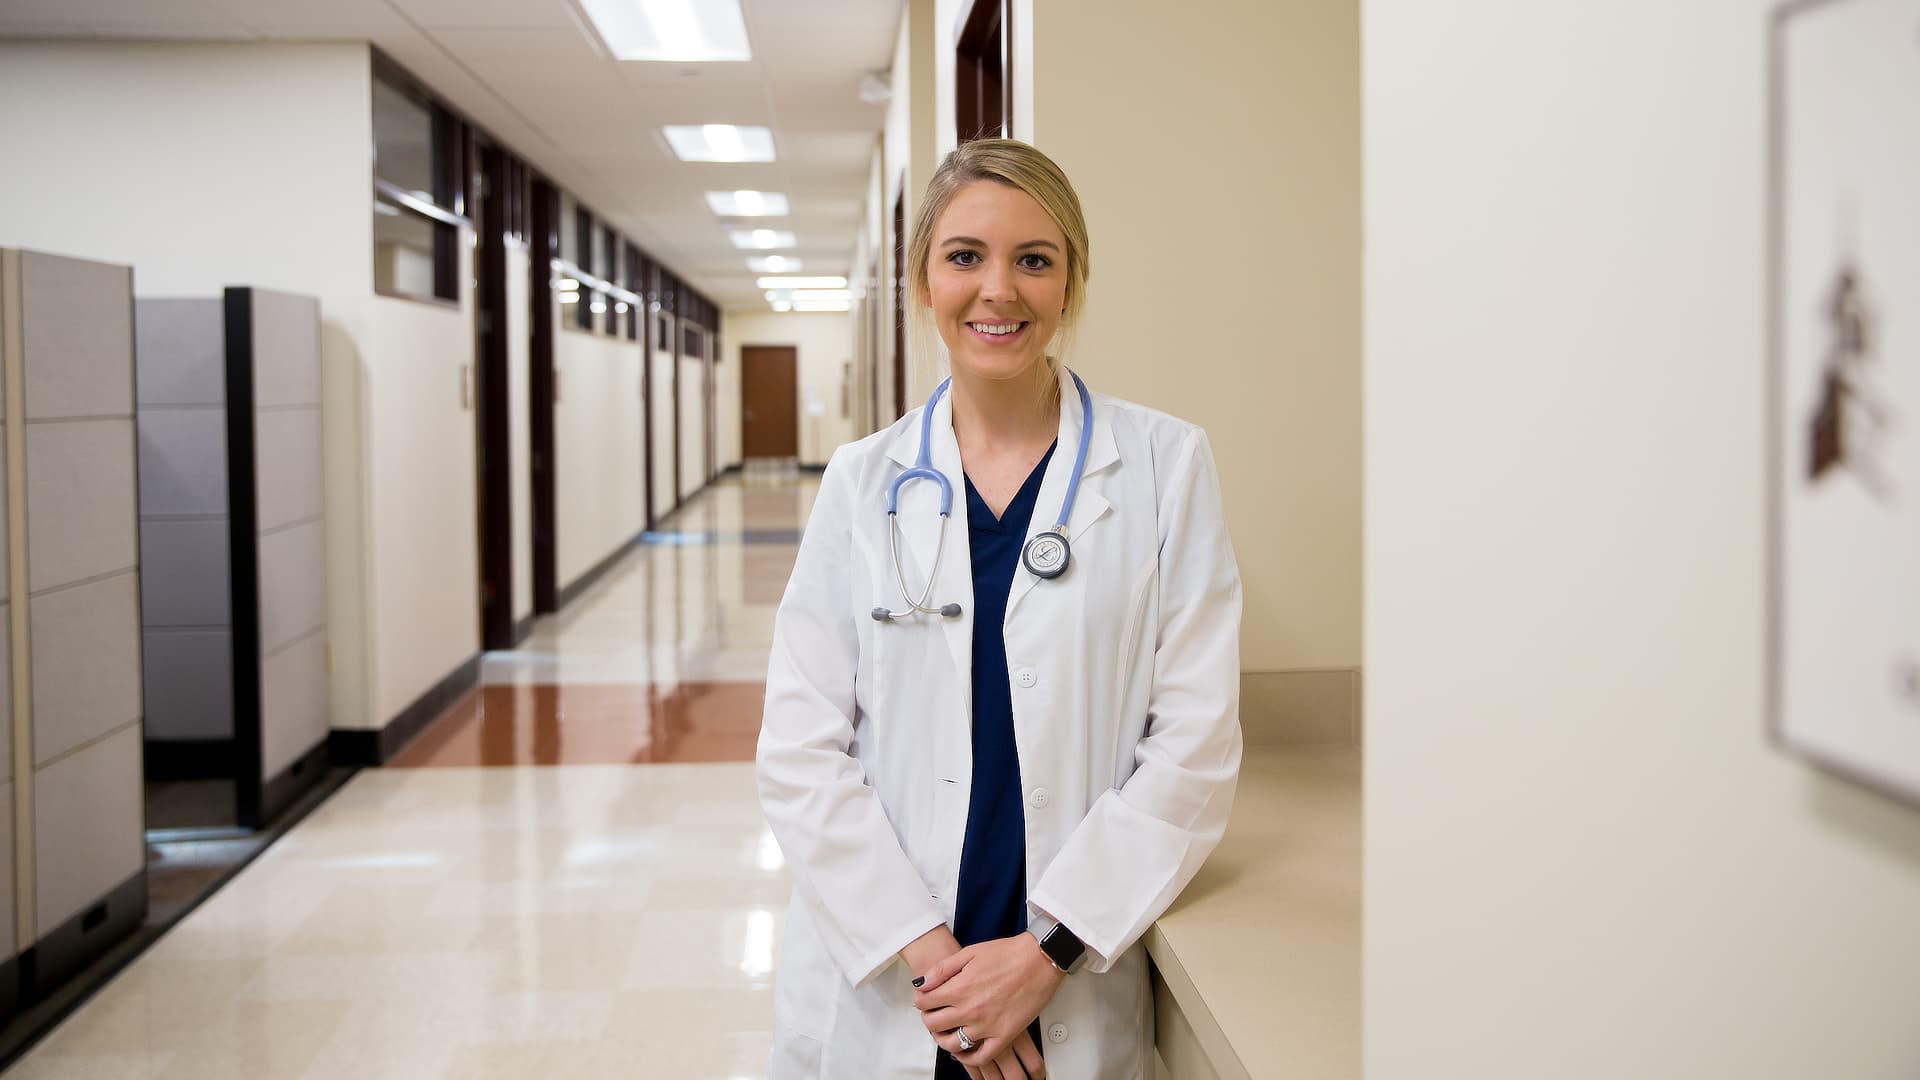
230, 287, 328, 827
134, 287, 327, 830
135, 298, 235, 770
1, 249, 148, 1004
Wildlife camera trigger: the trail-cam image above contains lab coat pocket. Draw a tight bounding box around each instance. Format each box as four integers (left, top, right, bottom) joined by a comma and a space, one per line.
772, 896, 841, 1047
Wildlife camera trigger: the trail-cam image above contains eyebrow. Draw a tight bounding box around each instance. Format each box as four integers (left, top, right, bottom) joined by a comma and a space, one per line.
939, 236, 1062, 252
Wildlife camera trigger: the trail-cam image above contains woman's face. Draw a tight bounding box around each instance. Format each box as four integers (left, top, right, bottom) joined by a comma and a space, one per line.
923, 180, 1069, 387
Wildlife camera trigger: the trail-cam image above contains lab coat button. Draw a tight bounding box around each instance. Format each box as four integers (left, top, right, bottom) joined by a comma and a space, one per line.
1016, 668, 1037, 688
1029, 787, 1050, 809
1048, 1023, 1068, 1044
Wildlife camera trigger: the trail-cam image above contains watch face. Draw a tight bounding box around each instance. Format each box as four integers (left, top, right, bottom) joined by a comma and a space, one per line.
1041, 925, 1086, 970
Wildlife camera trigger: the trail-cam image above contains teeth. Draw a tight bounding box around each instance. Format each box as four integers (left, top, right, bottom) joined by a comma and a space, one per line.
969, 322, 1022, 336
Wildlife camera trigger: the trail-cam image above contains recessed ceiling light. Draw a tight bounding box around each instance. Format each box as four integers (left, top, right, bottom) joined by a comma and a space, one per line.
755, 276, 847, 290
578, 0, 753, 62
729, 228, 795, 250
792, 300, 852, 313
663, 124, 775, 162
705, 190, 789, 217
748, 256, 800, 273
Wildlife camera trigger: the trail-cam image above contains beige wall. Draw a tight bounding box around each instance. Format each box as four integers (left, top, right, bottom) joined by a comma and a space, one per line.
1026, 0, 1362, 673
0, 42, 380, 731
723, 311, 858, 465
364, 290, 477, 721
1365, 1, 1920, 1074
554, 321, 645, 588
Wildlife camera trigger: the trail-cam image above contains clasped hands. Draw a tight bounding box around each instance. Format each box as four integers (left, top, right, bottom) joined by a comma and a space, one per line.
903, 927, 1066, 1080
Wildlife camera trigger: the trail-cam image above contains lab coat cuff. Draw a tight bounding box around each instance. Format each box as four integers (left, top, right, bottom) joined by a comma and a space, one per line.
1023, 891, 1116, 974
847, 910, 948, 990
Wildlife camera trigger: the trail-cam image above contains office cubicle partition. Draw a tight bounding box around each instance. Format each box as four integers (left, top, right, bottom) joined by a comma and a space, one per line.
137, 287, 328, 831
0, 249, 148, 1010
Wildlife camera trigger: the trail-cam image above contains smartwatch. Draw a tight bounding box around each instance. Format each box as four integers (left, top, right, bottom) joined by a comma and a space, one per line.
1029, 917, 1086, 973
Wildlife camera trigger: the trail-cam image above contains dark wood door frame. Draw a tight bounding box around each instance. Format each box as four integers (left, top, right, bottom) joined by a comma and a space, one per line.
530, 177, 558, 613
475, 144, 514, 649
641, 299, 654, 533
893, 186, 907, 420
670, 287, 683, 510
955, 0, 1011, 143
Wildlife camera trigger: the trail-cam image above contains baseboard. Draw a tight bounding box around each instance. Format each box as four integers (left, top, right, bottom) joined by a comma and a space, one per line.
720, 463, 742, 476
259, 737, 331, 826
143, 738, 237, 781
329, 653, 482, 765
798, 463, 826, 474
1240, 668, 1363, 746
512, 613, 535, 646
23, 869, 146, 1000
557, 528, 646, 610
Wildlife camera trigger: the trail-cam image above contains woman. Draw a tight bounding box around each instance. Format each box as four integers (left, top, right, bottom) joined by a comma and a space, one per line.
757, 139, 1242, 1080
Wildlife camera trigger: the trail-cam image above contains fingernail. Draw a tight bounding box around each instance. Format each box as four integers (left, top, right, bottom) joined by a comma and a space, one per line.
911, 976, 925, 987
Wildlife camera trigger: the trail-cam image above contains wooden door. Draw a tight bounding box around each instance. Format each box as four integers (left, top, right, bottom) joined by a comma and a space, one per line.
742, 345, 799, 458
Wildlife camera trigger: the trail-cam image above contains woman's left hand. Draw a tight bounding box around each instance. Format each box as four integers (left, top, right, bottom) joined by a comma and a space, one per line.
913, 933, 1066, 1068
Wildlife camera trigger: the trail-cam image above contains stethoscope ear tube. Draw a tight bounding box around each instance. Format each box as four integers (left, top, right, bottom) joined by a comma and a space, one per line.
879, 509, 965, 619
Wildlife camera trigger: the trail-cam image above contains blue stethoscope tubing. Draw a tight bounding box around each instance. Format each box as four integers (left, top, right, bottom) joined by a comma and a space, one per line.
871, 369, 1094, 622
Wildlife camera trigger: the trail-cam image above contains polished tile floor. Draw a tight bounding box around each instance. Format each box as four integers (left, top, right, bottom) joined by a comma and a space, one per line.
6, 471, 819, 1079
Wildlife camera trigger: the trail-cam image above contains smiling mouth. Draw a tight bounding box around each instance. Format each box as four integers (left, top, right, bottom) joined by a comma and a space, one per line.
967, 321, 1028, 338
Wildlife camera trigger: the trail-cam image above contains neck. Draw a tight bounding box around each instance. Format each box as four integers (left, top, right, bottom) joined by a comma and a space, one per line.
948, 362, 1061, 449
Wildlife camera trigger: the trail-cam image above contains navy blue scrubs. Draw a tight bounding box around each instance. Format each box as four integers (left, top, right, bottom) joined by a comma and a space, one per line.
935, 443, 1055, 1078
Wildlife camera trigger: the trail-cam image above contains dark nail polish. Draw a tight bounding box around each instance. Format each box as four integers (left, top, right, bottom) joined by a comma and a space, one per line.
911, 976, 925, 987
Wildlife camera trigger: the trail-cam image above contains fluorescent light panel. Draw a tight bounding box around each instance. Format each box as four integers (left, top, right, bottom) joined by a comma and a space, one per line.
792, 300, 851, 313
729, 228, 795, 250
577, 0, 752, 62
756, 276, 846, 290
663, 124, 775, 163
706, 190, 789, 217
748, 256, 800, 273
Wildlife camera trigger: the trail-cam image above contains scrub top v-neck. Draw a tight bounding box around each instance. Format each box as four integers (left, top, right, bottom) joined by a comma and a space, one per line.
934, 441, 1055, 1078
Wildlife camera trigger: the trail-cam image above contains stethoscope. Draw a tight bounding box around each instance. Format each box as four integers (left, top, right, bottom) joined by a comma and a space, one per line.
871, 369, 1094, 622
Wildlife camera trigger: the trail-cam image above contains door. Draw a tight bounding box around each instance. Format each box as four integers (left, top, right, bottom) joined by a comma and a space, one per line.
530, 177, 558, 613
742, 345, 799, 458
475, 143, 514, 649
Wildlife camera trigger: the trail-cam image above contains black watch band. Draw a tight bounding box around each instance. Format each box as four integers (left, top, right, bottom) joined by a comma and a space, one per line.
1036, 922, 1086, 973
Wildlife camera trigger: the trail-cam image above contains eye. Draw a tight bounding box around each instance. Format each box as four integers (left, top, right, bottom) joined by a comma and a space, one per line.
1018, 253, 1053, 270
946, 250, 980, 267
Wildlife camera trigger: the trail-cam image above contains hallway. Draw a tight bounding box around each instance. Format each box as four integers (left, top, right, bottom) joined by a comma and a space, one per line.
5, 473, 817, 1079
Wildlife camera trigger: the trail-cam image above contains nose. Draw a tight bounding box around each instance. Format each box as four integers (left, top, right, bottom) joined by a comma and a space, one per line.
979, 259, 1017, 302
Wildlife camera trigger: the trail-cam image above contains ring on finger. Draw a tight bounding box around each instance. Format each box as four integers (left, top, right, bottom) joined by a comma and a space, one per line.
956, 1026, 976, 1052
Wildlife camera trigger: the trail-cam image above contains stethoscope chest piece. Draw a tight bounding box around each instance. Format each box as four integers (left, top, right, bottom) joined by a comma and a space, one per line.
1022, 529, 1071, 579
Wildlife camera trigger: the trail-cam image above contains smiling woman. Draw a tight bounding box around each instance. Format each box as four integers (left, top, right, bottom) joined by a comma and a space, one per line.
757, 139, 1244, 1080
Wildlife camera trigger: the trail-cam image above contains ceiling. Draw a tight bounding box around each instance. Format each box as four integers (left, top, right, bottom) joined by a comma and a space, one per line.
0, 0, 899, 309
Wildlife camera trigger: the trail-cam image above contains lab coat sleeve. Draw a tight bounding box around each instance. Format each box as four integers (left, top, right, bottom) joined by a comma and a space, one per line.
755, 444, 947, 988
1028, 427, 1243, 973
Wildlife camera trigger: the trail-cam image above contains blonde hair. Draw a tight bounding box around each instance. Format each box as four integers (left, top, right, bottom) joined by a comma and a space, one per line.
906, 139, 1091, 365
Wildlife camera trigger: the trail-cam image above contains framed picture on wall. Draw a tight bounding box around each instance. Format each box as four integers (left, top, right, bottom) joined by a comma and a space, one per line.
1766, 0, 1920, 805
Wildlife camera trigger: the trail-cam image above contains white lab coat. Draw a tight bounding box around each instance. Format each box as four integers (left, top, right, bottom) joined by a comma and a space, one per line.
756, 364, 1242, 1079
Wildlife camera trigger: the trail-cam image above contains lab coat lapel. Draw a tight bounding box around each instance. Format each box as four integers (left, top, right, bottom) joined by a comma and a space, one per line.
1007, 366, 1118, 620
883, 389, 974, 686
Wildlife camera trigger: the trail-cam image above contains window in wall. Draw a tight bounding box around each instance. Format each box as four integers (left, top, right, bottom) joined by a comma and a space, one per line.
624, 243, 643, 342
658, 273, 676, 351
371, 66, 465, 303
601, 226, 623, 338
